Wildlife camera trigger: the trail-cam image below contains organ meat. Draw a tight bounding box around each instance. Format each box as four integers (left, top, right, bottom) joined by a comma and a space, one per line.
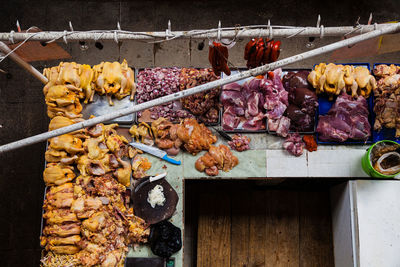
317, 93, 371, 142
283, 71, 318, 132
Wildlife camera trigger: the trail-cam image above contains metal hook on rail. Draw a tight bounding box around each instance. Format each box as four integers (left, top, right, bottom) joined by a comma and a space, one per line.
63, 30, 68, 44
268, 20, 273, 39
114, 22, 121, 43
69, 21, 74, 32
16, 20, 21, 32
217, 20, 222, 40
166, 20, 172, 40
9, 30, 14, 44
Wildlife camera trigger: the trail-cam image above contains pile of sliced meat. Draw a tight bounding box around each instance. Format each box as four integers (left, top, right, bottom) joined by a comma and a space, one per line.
221, 77, 266, 131
220, 68, 289, 133
317, 93, 371, 142
264, 69, 290, 137
283, 71, 318, 132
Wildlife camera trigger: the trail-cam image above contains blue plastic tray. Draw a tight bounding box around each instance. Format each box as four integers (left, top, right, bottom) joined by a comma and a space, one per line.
315, 63, 373, 145
371, 63, 400, 144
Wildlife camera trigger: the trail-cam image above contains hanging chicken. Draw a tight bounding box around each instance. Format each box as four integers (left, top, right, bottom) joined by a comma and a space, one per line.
244, 38, 281, 69
208, 41, 231, 76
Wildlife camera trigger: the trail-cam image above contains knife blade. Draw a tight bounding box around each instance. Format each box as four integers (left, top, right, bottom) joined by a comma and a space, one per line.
129, 142, 181, 165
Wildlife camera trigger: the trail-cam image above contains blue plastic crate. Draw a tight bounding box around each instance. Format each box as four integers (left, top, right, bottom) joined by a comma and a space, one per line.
371, 63, 400, 144
315, 63, 374, 145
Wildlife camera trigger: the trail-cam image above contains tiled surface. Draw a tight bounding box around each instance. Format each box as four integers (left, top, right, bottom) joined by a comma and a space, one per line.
266, 149, 308, 177
307, 149, 368, 178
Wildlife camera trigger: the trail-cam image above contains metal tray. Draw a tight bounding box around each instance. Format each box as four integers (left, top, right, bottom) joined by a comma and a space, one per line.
81, 67, 136, 125
41, 126, 134, 246
371, 63, 400, 144
135, 68, 222, 126
221, 69, 267, 133
315, 63, 373, 144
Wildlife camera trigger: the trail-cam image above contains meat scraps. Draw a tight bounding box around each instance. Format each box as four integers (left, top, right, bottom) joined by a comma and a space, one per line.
283, 71, 318, 132
221, 68, 291, 132
316, 93, 371, 142
228, 134, 251, 152
180, 68, 221, 124
221, 77, 265, 131
152, 117, 217, 156
373, 64, 400, 137
283, 133, 304, 156
264, 69, 290, 137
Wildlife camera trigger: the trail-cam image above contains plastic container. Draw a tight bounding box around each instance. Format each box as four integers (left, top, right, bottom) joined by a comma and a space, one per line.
361, 140, 400, 178
315, 63, 374, 145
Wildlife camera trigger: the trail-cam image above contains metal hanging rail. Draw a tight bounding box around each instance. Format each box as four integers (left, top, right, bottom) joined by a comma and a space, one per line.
0, 24, 389, 43
0, 22, 399, 153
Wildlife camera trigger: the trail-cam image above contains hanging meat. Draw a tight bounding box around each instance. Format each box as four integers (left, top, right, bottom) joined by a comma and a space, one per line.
244, 38, 281, 68
372, 64, 400, 136
208, 41, 231, 76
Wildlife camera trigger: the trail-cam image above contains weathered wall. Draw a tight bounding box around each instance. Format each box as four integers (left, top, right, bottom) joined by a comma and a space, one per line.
0, 0, 399, 266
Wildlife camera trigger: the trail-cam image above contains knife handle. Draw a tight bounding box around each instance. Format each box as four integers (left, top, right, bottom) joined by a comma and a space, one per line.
162, 155, 181, 165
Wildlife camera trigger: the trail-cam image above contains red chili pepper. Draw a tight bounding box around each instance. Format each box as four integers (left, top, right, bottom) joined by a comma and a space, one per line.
262, 38, 272, 64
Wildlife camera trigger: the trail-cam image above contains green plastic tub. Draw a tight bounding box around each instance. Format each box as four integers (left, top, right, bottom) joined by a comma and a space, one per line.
361, 140, 400, 178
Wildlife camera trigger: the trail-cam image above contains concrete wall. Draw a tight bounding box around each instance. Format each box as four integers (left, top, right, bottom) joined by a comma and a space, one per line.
0, 1, 400, 266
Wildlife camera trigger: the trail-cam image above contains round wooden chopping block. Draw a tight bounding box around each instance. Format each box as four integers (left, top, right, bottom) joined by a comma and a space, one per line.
132, 178, 178, 225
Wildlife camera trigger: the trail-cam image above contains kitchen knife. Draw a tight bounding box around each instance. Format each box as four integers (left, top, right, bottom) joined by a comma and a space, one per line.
129, 142, 181, 165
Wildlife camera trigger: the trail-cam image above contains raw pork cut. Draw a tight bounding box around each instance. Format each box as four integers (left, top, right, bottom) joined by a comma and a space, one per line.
316, 93, 371, 142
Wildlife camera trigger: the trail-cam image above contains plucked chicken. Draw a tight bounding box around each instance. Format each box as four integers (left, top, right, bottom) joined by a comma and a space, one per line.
308, 63, 376, 99
93, 59, 136, 105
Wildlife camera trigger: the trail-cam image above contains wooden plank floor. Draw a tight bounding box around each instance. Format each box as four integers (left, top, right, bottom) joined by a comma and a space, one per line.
196, 187, 334, 267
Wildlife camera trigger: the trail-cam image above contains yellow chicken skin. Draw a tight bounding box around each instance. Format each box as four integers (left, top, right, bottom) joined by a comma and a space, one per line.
49, 134, 84, 154
43, 163, 76, 186
79, 64, 95, 103
56, 62, 82, 89
93, 59, 135, 105
353, 66, 377, 98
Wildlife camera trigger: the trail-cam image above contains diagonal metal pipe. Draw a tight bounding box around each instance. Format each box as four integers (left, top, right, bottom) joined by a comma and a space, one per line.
0, 22, 399, 153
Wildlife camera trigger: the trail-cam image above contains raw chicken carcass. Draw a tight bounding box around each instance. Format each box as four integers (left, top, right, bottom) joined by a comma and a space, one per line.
49, 134, 84, 154
43, 163, 76, 186
93, 59, 136, 105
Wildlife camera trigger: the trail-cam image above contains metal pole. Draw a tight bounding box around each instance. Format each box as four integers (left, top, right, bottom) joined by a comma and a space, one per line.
0, 22, 399, 153
0, 41, 48, 84
0, 24, 391, 42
